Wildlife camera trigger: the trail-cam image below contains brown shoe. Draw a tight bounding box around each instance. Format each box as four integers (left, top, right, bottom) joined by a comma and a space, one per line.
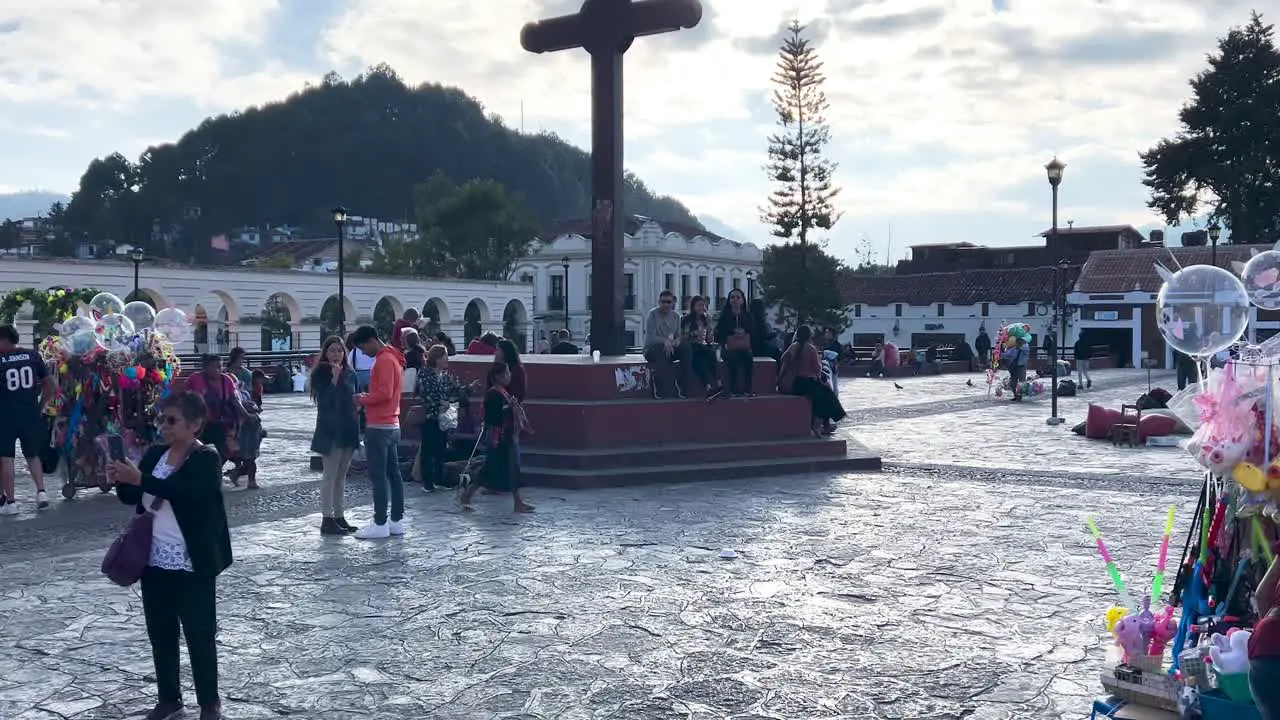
144, 701, 184, 720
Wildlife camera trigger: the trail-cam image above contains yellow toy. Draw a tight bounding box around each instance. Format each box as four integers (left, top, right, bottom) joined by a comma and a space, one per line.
1105, 605, 1128, 634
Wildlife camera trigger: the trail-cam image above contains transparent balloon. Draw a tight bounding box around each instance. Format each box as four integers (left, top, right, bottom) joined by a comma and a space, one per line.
88, 292, 125, 318
1242, 250, 1280, 310
121, 300, 157, 329
60, 329, 99, 357
153, 307, 190, 342
94, 313, 136, 353
59, 315, 95, 337
1156, 264, 1250, 357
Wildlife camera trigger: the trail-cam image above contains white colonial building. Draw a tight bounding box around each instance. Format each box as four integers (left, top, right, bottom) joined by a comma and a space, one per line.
0, 258, 532, 353
511, 215, 763, 347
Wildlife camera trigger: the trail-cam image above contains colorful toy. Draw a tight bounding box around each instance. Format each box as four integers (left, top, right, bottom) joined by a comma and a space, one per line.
1151, 505, 1176, 601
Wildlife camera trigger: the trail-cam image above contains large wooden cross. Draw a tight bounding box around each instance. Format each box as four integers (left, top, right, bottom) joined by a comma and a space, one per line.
522, 0, 702, 356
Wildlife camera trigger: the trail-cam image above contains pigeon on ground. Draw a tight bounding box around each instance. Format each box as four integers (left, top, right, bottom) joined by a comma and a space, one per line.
966, 379, 974, 387
894, 382, 904, 390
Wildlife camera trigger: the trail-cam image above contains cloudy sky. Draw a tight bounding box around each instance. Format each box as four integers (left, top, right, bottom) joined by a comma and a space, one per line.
0, 0, 1256, 260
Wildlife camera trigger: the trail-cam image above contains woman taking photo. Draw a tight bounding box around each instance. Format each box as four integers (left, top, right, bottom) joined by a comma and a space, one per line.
459, 362, 533, 513
778, 325, 847, 436
111, 392, 231, 720
414, 345, 473, 491
309, 336, 360, 534
715, 288, 755, 396
680, 295, 718, 398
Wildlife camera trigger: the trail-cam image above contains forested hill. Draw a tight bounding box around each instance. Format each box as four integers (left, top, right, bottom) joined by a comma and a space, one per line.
63, 65, 701, 259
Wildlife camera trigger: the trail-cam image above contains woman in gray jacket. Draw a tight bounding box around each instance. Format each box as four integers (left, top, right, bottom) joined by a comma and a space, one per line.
310, 336, 361, 534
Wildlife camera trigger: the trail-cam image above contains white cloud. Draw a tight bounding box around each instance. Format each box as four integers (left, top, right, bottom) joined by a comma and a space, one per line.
0, 0, 1258, 249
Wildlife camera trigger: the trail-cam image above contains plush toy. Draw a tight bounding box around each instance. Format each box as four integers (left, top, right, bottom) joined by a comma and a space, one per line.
1208, 630, 1252, 675
1114, 615, 1145, 662
1148, 606, 1178, 656
1194, 435, 1250, 477
1105, 606, 1129, 634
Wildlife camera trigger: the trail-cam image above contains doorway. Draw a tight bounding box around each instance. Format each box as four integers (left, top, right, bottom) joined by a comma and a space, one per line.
1079, 327, 1133, 368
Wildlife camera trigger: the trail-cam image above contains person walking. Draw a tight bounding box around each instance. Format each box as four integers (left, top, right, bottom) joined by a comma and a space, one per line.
414, 345, 473, 491
351, 326, 406, 539
346, 335, 376, 392
182, 354, 241, 467
459, 362, 533, 513
975, 328, 992, 368
309, 336, 360, 534
110, 392, 232, 720
0, 323, 54, 514
1074, 335, 1093, 389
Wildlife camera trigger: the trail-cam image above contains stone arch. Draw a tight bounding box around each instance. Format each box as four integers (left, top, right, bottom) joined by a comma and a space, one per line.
421, 297, 450, 330
373, 296, 400, 341
261, 291, 300, 351
502, 299, 529, 350
124, 287, 169, 308
319, 294, 357, 342
464, 298, 488, 345
195, 290, 240, 353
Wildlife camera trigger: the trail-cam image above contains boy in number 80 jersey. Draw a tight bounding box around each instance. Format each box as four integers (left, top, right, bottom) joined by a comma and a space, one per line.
0, 324, 53, 514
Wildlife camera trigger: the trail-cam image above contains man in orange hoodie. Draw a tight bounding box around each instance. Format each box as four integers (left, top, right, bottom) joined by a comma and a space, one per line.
351, 325, 407, 539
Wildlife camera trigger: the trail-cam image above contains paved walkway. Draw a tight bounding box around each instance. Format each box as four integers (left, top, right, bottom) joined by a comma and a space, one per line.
1, 470, 1193, 719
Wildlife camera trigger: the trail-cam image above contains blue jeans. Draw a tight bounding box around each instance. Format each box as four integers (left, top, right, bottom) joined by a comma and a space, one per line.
364, 427, 404, 525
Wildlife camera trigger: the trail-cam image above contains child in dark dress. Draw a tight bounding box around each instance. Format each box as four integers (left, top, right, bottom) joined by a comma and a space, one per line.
458, 362, 534, 513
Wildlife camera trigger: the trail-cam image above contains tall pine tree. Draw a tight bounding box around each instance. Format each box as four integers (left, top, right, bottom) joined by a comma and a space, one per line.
1141, 11, 1280, 245
761, 19, 841, 245
759, 20, 848, 331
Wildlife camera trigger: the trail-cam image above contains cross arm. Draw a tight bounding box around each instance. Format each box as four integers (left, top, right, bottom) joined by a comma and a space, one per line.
521, 0, 703, 54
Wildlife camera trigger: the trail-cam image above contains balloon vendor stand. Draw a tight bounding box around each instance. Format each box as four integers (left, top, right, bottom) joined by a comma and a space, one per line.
985, 323, 1048, 399
37, 292, 189, 499
1089, 257, 1280, 718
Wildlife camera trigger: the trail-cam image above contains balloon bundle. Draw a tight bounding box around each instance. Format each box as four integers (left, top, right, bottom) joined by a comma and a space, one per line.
39, 292, 192, 468
986, 323, 1033, 395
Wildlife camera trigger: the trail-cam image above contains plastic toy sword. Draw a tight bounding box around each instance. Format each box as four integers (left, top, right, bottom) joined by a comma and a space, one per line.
1151, 505, 1176, 602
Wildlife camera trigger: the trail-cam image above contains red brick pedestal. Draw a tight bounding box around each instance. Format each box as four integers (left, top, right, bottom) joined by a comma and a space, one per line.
402, 354, 880, 489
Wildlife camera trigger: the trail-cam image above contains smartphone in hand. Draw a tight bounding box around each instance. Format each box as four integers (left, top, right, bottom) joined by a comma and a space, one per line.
106, 434, 126, 463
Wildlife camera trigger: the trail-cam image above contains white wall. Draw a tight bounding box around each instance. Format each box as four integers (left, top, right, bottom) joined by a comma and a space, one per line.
840, 302, 1059, 349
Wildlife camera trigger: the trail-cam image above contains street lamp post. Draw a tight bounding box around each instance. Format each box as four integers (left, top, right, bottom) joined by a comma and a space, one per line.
129, 247, 144, 300
1209, 220, 1221, 266
561, 256, 571, 332
746, 269, 755, 299
1045, 156, 1066, 426
332, 206, 347, 335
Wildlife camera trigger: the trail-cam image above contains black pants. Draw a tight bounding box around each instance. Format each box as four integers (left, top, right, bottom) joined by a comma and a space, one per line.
1253, 656, 1280, 720
680, 343, 717, 391
643, 345, 678, 396
1177, 361, 1196, 391
141, 567, 220, 707
418, 421, 449, 488
723, 348, 753, 394
1010, 365, 1027, 397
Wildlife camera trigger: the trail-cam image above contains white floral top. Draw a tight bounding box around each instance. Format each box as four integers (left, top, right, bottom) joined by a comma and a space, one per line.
145, 452, 193, 572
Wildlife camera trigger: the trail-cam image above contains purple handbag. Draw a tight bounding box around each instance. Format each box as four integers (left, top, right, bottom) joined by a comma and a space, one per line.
101, 496, 164, 587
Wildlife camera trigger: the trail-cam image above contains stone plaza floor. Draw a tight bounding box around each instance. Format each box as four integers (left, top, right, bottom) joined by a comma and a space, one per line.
0, 368, 1203, 719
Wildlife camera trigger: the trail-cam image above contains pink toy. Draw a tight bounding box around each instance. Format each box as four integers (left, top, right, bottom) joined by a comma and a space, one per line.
1147, 606, 1177, 656
1114, 615, 1145, 662
1137, 596, 1156, 649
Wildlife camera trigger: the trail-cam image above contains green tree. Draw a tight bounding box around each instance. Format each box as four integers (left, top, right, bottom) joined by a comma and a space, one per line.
413, 172, 538, 280
762, 19, 841, 245
0, 219, 18, 251
261, 254, 295, 269
759, 243, 849, 332
1141, 11, 1280, 245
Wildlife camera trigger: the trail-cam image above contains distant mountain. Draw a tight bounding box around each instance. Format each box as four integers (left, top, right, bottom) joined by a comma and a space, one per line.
0, 191, 68, 221
700, 215, 753, 243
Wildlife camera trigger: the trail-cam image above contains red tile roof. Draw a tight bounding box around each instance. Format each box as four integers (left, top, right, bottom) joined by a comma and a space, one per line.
1074, 246, 1257, 293
839, 265, 1080, 306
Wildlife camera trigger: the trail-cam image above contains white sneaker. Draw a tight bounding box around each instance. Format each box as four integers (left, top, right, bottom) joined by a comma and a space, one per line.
36, 491, 49, 510
354, 522, 390, 539
387, 520, 405, 536
0, 502, 17, 516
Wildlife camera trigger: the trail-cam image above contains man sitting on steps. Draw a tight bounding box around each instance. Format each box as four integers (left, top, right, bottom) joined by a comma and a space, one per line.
643, 290, 683, 399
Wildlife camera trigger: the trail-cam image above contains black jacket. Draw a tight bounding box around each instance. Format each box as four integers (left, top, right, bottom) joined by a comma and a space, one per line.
310, 365, 360, 455
117, 444, 233, 578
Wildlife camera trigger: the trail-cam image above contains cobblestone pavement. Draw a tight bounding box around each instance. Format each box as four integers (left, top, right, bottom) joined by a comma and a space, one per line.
0, 368, 1206, 718
1, 469, 1197, 720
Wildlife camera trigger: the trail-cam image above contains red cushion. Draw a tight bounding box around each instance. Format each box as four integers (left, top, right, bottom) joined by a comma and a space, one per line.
1085, 404, 1123, 439
1138, 414, 1178, 440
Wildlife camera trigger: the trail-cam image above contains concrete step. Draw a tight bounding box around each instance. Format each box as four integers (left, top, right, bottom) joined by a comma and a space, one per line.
522, 438, 847, 470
